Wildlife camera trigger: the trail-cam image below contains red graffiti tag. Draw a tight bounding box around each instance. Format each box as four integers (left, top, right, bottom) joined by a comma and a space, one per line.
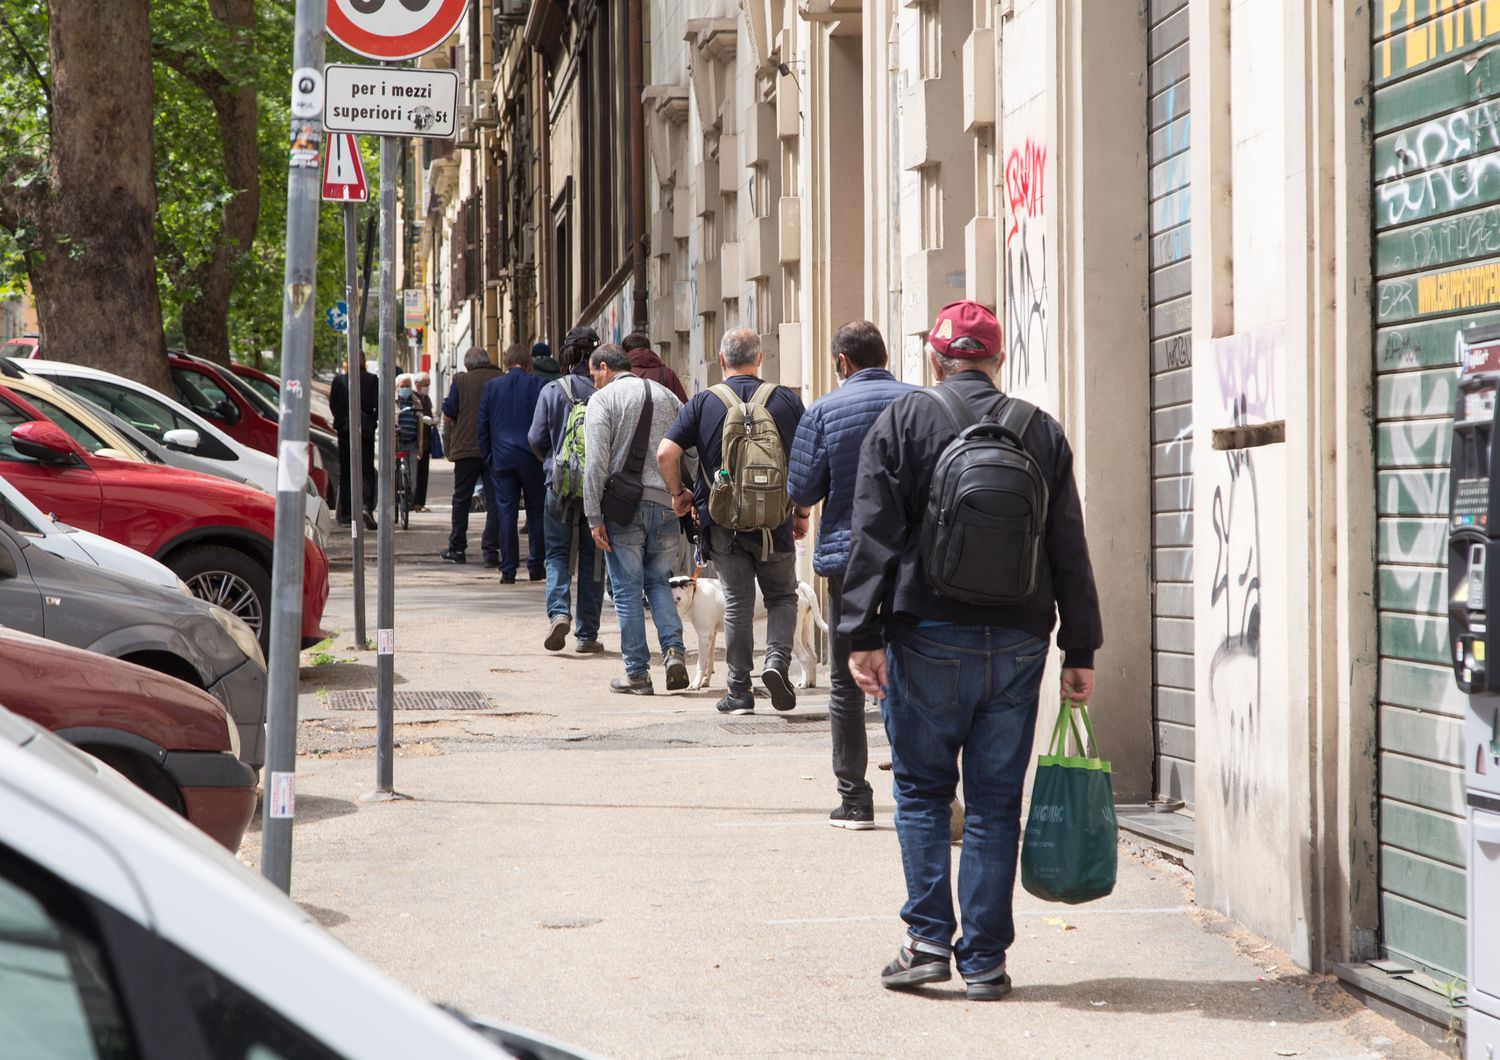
1004, 140, 1047, 245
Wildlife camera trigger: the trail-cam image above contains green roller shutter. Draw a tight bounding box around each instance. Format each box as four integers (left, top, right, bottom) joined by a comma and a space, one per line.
1370, 0, 1500, 984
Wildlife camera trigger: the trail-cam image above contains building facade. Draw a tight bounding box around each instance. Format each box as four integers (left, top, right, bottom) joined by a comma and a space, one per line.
404, 0, 1486, 1027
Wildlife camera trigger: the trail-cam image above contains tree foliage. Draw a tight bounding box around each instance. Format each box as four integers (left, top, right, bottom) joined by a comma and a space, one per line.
0, 0, 381, 374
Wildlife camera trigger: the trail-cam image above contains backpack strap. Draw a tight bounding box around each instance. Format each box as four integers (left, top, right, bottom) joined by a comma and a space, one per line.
991, 396, 1038, 446
749, 381, 777, 408
710, 383, 739, 412
559, 376, 577, 404
923, 385, 980, 435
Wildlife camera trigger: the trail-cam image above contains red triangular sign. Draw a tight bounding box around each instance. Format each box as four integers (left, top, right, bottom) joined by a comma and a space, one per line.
321, 134, 368, 203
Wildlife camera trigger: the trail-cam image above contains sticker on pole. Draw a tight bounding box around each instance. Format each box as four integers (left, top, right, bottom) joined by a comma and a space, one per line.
321, 134, 369, 202
377, 628, 395, 655
322, 64, 459, 139
326, 0, 471, 62
268, 772, 296, 818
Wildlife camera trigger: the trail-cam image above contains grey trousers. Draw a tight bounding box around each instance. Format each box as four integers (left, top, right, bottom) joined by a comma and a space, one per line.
709, 526, 799, 695
826, 575, 874, 806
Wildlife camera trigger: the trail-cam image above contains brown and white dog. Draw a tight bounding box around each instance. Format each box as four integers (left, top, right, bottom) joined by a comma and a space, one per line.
668, 575, 827, 691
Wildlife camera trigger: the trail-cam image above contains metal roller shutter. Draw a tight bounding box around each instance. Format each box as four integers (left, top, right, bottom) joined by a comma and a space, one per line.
1370, 0, 1500, 983
1147, 0, 1195, 808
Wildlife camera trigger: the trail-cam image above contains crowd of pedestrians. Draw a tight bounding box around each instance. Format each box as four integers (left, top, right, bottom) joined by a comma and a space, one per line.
420, 302, 1102, 1002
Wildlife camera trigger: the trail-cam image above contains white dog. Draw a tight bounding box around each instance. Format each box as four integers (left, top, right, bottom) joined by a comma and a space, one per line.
668, 575, 827, 691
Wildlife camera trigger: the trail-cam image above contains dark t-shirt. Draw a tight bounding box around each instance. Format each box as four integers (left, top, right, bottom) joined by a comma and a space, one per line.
665, 373, 805, 554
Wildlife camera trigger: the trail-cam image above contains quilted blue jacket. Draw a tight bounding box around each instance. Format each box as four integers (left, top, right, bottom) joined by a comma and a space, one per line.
788, 368, 917, 576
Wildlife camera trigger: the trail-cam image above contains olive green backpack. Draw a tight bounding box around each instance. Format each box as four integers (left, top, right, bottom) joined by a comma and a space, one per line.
707, 382, 793, 554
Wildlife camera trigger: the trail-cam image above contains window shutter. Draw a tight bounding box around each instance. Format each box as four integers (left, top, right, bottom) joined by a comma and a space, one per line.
465, 197, 480, 299
450, 214, 464, 309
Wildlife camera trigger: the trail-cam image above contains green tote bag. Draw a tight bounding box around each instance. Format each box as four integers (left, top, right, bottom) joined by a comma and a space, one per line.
1020, 698, 1118, 904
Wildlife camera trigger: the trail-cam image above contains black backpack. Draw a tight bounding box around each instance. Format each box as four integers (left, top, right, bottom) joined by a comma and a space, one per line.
919, 386, 1049, 605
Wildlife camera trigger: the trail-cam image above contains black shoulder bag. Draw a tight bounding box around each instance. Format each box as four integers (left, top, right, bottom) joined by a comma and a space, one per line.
600, 378, 654, 525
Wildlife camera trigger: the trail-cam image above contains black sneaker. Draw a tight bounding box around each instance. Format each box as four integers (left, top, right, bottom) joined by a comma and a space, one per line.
828, 803, 875, 831
500, 573, 517, 584
664, 649, 689, 691
483, 557, 501, 570
529, 569, 546, 582
441, 549, 466, 564
880, 946, 952, 990
545, 616, 570, 652
716, 691, 755, 715
761, 666, 797, 712
576, 640, 604, 654
610, 674, 654, 695
965, 971, 1012, 1002
362, 510, 377, 530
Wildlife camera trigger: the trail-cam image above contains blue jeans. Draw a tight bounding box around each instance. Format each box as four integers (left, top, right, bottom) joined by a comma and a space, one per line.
882, 625, 1048, 979
604, 502, 686, 679
544, 489, 603, 643
491, 460, 545, 576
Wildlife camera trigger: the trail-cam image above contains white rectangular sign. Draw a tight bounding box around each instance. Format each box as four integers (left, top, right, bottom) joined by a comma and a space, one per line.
322, 64, 459, 139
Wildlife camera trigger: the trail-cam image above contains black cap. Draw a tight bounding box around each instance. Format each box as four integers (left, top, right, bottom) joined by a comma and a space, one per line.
562, 325, 600, 351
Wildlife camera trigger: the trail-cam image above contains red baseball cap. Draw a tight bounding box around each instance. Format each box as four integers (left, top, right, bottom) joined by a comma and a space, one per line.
929, 301, 1002, 359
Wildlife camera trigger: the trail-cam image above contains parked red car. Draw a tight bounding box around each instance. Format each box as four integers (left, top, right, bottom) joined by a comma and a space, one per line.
229, 360, 337, 434
0, 627, 257, 850
169, 353, 333, 500
0, 381, 329, 654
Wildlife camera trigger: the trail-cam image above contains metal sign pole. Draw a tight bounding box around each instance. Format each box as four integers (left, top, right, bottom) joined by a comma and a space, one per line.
372, 131, 399, 796
343, 203, 368, 648
262, 0, 327, 893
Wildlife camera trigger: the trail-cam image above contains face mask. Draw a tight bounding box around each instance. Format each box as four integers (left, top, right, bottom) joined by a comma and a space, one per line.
398, 387, 412, 399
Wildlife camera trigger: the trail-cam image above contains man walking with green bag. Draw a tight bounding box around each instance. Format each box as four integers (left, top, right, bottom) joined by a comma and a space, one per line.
842, 300, 1103, 1001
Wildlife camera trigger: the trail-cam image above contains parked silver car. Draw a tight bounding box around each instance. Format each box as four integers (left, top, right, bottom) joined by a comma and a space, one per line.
0, 519, 268, 768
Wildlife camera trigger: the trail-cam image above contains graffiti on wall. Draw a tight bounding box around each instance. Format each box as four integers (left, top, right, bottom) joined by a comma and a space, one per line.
1207, 325, 1282, 814
1004, 139, 1048, 391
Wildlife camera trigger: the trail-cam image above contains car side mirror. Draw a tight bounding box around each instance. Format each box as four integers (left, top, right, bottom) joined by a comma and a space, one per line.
11, 420, 82, 465
163, 428, 201, 452
215, 399, 241, 425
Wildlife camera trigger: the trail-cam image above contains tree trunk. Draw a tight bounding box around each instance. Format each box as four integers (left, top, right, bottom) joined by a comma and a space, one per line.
173, 0, 258, 366
35, 0, 169, 391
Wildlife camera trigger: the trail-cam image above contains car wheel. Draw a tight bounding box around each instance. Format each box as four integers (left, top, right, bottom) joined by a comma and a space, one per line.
85, 746, 185, 815
169, 544, 273, 654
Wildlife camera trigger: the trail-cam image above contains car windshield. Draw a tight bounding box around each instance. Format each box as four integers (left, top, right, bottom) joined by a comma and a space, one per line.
17, 392, 117, 457
215, 367, 278, 419
0, 478, 45, 537
172, 368, 232, 420
57, 377, 189, 445
239, 374, 279, 406
65, 396, 161, 463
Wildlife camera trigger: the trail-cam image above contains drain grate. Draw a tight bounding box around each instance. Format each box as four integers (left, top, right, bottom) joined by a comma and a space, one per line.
326, 690, 494, 712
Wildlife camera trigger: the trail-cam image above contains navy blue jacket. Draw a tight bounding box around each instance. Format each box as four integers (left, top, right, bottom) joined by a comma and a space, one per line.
478, 367, 545, 472
788, 368, 917, 576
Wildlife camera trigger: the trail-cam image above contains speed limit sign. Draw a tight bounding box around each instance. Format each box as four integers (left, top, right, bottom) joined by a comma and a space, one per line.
326, 0, 472, 62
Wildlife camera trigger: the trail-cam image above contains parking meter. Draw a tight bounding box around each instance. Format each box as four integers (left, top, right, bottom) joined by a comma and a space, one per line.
1452, 325, 1500, 1057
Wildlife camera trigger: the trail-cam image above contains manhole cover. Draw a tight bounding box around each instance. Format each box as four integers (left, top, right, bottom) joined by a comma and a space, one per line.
326, 690, 494, 712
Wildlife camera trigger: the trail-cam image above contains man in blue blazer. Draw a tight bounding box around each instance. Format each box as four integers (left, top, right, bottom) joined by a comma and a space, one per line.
478, 344, 547, 582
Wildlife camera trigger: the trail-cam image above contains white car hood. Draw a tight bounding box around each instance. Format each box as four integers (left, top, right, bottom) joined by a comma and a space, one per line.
38, 525, 181, 592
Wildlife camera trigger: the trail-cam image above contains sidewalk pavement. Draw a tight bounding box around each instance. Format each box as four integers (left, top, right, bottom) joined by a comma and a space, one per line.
241, 466, 1444, 1059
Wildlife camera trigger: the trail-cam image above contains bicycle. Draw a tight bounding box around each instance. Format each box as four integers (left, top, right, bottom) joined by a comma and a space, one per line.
393, 447, 413, 530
